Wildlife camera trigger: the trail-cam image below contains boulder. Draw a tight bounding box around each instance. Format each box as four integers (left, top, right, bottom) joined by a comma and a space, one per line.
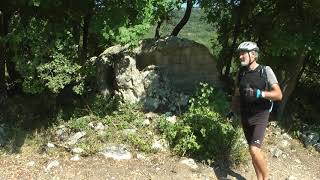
94, 36, 221, 112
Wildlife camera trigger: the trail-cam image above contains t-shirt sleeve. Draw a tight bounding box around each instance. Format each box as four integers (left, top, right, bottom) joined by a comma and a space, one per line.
265, 66, 278, 86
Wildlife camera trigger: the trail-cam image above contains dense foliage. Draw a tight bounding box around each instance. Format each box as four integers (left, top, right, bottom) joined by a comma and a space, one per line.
200, 0, 320, 122
0, 0, 180, 95
159, 83, 247, 164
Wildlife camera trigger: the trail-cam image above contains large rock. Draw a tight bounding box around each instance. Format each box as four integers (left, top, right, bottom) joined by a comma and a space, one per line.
94, 36, 221, 111
302, 131, 319, 147
135, 36, 221, 92
114, 55, 145, 103
95, 44, 130, 97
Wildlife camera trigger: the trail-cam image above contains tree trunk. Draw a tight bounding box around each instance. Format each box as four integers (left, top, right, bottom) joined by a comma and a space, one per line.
217, 28, 229, 78
224, 17, 241, 78
155, 8, 174, 39
171, 0, 192, 36
277, 54, 307, 118
82, 12, 91, 58
217, 17, 240, 93
0, 10, 9, 101
155, 19, 164, 39
3, 12, 20, 90
6, 49, 19, 82
72, 20, 81, 55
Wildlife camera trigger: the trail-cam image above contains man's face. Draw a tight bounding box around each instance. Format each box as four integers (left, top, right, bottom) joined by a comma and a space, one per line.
239, 51, 254, 66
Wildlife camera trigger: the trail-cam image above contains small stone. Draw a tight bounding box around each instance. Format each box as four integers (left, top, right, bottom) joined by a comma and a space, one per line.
166, 115, 177, 124
314, 143, 320, 152
26, 161, 35, 166
88, 122, 95, 128
280, 140, 290, 148
99, 144, 132, 160
275, 131, 281, 136
303, 131, 319, 147
269, 121, 278, 127
286, 175, 297, 180
72, 147, 84, 154
152, 139, 168, 151
270, 147, 283, 158
94, 122, 105, 131
282, 153, 287, 158
67, 131, 86, 145
282, 133, 292, 140
137, 153, 146, 160
226, 175, 237, 180
180, 158, 198, 169
145, 112, 158, 120
45, 160, 59, 172
70, 154, 81, 161
143, 119, 150, 126
47, 143, 55, 148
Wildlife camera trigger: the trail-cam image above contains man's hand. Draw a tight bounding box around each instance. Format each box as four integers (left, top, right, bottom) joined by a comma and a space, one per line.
243, 87, 263, 98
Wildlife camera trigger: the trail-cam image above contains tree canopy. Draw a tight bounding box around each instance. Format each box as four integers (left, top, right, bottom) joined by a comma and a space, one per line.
1, 0, 319, 121
0, 0, 182, 95
200, 0, 320, 117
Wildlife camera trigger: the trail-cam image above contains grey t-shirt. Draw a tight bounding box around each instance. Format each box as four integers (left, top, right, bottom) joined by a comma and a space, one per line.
265, 66, 278, 87
235, 65, 279, 89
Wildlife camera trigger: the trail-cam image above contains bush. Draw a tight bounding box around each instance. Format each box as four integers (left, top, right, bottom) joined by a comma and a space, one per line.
159, 83, 247, 165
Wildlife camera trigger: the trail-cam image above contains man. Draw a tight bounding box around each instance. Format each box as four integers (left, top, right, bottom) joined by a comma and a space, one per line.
232, 41, 282, 180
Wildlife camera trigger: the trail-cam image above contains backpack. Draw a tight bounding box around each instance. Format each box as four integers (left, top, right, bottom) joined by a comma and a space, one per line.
238, 65, 268, 90
237, 65, 273, 112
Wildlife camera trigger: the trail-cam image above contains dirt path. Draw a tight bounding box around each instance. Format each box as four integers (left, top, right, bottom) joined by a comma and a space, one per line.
1, 126, 319, 180
230, 125, 320, 180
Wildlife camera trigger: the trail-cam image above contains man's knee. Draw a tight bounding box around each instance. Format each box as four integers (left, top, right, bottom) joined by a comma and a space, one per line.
249, 145, 261, 157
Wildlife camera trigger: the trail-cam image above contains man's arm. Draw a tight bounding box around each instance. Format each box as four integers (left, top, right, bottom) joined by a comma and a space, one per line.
263, 66, 282, 101
262, 83, 282, 101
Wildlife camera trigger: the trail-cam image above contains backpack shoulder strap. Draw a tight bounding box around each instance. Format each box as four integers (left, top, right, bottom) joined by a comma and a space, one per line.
260, 65, 274, 111
259, 65, 269, 90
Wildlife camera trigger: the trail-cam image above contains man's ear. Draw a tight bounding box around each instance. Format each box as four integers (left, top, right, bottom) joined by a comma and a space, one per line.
250, 51, 258, 59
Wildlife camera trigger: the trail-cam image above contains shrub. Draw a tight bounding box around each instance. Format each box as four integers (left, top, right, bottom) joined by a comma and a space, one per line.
159, 83, 247, 165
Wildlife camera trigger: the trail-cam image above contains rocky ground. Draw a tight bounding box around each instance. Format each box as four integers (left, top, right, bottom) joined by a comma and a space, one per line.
0, 122, 319, 180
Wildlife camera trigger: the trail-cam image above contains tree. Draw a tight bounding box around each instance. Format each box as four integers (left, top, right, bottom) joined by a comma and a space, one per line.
200, 0, 320, 118
147, 0, 178, 39
171, 0, 194, 36
0, 10, 8, 99
0, 0, 174, 95
255, 0, 320, 117
201, 0, 258, 81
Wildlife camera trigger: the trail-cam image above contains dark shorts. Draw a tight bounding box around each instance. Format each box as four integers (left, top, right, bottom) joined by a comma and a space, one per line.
241, 110, 270, 148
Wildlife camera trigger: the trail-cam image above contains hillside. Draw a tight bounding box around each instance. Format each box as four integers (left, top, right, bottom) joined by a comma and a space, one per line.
144, 8, 216, 52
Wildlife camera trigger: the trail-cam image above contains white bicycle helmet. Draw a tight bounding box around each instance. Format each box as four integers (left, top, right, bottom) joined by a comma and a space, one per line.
237, 41, 259, 52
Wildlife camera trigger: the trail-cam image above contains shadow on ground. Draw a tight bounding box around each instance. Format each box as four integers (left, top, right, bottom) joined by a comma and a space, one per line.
213, 166, 246, 180
0, 88, 116, 154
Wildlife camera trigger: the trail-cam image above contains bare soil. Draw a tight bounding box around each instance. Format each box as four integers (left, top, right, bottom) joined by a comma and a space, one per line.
1, 126, 319, 180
